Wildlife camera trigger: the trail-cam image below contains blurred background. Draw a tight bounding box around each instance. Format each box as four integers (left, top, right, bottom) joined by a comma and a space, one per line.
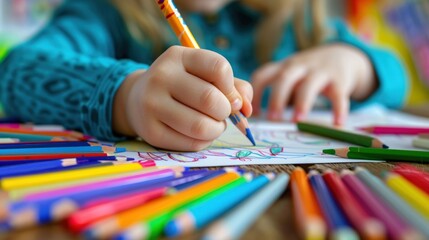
1, 0, 429, 111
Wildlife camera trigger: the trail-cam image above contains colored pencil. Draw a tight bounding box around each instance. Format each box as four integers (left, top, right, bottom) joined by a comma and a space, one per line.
0, 152, 108, 162
114, 173, 253, 240
359, 126, 429, 135
290, 167, 326, 240
392, 165, 429, 195
5, 166, 182, 201
67, 187, 168, 233
0, 117, 20, 123
66, 169, 218, 233
22, 168, 178, 201
0, 141, 101, 149
156, 0, 255, 146
3, 172, 200, 228
412, 137, 429, 150
308, 170, 359, 240
297, 121, 388, 148
202, 174, 289, 240
355, 167, 429, 238
83, 172, 242, 239
341, 170, 422, 239
323, 147, 429, 163
0, 132, 59, 142
0, 127, 85, 139
0, 161, 154, 190
383, 172, 429, 220
0, 155, 132, 167
322, 169, 386, 240
0, 146, 105, 156
0, 138, 18, 143
0, 158, 124, 178
164, 173, 274, 237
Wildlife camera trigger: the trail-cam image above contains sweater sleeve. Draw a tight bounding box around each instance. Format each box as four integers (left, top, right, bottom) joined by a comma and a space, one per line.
329, 20, 409, 109
0, 0, 148, 141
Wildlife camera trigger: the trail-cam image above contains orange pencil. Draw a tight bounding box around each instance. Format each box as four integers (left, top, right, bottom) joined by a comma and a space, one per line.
0, 127, 85, 139
156, 0, 255, 145
84, 171, 241, 238
291, 167, 327, 240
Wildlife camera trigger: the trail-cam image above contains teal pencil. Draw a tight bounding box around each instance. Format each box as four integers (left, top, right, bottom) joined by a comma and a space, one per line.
355, 167, 429, 238
202, 173, 289, 240
164, 173, 275, 237
0, 132, 54, 142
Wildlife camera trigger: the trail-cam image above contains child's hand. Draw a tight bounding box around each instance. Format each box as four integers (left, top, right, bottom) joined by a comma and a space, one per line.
113, 46, 253, 151
251, 44, 377, 125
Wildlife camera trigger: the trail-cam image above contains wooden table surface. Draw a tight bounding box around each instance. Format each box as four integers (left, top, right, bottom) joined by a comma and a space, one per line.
2, 162, 429, 240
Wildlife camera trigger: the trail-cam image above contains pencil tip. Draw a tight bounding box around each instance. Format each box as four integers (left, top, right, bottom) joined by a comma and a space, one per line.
382, 144, 389, 149
322, 149, 335, 155
245, 128, 256, 146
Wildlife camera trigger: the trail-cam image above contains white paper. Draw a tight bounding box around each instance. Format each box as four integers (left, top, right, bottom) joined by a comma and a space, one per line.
116, 105, 429, 167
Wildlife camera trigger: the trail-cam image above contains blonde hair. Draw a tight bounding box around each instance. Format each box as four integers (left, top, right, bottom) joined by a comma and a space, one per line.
110, 0, 328, 63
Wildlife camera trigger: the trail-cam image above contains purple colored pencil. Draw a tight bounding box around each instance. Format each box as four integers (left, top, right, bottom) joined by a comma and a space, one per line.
23, 168, 178, 201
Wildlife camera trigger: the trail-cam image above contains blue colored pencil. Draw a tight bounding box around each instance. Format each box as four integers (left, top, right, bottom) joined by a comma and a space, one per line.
165, 173, 274, 237
0, 146, 104, 155
173, 169, 230, 191
0, 141, 93, 149
0, 117, 20, 123
308, 170, 359, 240
202, 173, 289, 240
4, 170, 220, 228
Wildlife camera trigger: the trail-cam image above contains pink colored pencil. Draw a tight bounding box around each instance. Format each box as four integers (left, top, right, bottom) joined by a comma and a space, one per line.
341, 170, 420, 240
67, 187, 167, 233
323, 170, 386, 240
359, 126, 429, 135
392, 164, 429, 195
23, 168, 177, 201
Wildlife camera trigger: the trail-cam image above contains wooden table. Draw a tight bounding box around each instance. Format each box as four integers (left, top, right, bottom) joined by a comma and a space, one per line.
3, 162, 429, 240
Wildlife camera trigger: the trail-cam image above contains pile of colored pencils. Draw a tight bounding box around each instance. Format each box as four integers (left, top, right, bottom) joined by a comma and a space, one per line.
291, 165, 429, 239
0, 158, 289, 239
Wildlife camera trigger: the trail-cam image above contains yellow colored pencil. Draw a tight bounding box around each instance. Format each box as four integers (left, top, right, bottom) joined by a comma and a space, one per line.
0, 162, 152, 190
84, 171, 241, 239
383, 172, 429, 220
156, 0, 255, 145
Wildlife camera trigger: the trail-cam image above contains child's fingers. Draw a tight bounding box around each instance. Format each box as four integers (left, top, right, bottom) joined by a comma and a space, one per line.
170, 71, 231, 121
324, 84, 350, 126
157, 98, 227, 141
251, 63, 283, 115
234, 78, 253, 117
178, 47, 242, 111
267, 65, 307, 120
144, 119, 213, 151
292, 72, 330, 122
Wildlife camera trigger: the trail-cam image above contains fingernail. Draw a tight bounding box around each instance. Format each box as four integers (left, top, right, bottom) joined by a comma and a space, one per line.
231, 98, 242, 111
293, 112, 304, 122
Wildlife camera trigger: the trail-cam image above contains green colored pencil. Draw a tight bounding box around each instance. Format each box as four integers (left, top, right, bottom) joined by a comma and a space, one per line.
297, 122, 388, 148
323, 147, 429, 163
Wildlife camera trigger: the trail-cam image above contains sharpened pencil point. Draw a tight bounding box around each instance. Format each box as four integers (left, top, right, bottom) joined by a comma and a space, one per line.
382, 144, 389, 149
323, 149, 335, 155
246, 128, 256, 146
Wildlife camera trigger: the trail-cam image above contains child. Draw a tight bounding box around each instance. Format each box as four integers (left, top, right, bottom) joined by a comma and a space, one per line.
0, 0, 407, 151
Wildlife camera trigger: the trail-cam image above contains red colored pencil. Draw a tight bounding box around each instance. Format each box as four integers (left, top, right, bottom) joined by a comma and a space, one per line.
323, 170, 386, 240
392, 164, 429, 195
0, 153, 108, 161
67, 187, 168, 232
359, 126, 429, 135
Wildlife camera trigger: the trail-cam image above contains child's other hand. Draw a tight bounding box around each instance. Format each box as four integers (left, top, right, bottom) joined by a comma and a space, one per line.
251, 44, 377, 125
114, 46, 253, 151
